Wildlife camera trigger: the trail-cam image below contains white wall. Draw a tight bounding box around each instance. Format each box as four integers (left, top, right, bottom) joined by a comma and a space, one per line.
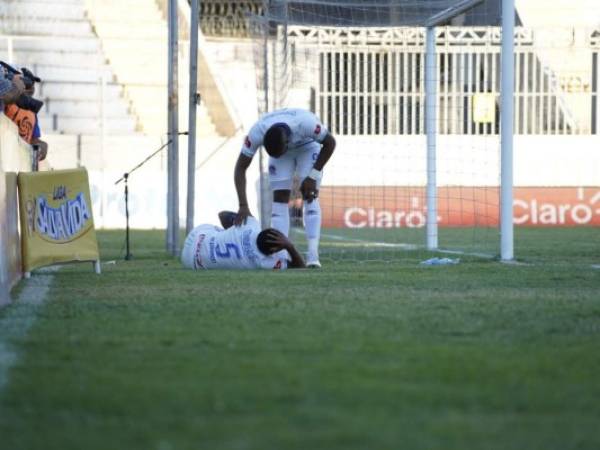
52, 133, 600, 229
44, 132, 260, 229
0, 116, 32, 305
328, 135, 600, 187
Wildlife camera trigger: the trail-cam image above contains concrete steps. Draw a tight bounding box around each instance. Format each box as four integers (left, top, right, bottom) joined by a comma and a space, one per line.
7, 0, 83, 4
87, 0, 166, 19
200, 39, 257, 130
85, 0, 220, 137
2, 2, 87, 20
21, 64, 113, 83
0, 19, 93, 37
0, 0, 140, 136
41, 98, 130, 117
91, 21, 165, 39
38, 80, 123, 101
516, 0, 598, 132
0, 36, 101, 53
5, 50, 105, 68
37, 114, 137, 135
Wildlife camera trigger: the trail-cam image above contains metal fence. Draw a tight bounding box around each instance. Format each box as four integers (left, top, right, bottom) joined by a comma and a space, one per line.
199, 0, 262, 37
286, 26, 600, 136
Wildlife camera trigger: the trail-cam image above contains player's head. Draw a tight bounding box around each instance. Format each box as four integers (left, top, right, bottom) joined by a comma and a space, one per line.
264, 125, 289, 158
256, 228, 285, 255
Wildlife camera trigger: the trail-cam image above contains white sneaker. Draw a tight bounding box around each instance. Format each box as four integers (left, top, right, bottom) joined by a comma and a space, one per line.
306, 260, 321, 269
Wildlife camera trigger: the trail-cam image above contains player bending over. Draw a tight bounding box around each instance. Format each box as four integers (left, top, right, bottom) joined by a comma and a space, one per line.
234, 108, 336, 268
181, 211, 305, 270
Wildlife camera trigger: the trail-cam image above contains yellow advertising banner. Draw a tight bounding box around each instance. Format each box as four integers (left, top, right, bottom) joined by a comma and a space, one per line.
17, 168, 100, 274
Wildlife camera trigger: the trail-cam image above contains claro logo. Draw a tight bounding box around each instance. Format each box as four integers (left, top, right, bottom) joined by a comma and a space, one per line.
345, 206, 427, 228
338, 188, 600, 228
345, 197, 428, 228
514, 188, 600, 225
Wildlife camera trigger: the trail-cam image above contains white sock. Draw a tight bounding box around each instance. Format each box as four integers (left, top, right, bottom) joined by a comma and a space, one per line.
271, 201, 290, 237
304, 199, 321, 261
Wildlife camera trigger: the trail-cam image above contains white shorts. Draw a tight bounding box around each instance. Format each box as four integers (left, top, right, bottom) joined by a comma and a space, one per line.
268, 142, 322, 191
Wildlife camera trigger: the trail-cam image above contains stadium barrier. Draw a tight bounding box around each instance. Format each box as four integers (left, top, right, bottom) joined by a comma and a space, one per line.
0, 115, 32, 306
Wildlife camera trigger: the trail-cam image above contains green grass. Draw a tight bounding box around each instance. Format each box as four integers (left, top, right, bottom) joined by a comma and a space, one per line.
1, 228, 600, 450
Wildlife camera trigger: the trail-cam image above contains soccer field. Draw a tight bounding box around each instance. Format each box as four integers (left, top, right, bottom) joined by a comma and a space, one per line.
1, 228, 599, 449
303, 226, 600, 264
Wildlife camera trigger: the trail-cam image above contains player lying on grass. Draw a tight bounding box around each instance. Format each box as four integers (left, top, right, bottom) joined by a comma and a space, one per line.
181, 211, 306, 270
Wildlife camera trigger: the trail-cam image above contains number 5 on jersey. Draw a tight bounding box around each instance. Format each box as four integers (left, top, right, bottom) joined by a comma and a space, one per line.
215, 242, 242, 259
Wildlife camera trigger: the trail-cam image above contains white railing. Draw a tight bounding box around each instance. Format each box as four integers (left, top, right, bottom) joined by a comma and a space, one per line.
283, 26, 599, 135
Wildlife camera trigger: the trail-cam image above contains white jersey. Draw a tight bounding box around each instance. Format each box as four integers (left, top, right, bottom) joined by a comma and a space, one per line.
241, 108, 329, 159
181, 217, 288, 270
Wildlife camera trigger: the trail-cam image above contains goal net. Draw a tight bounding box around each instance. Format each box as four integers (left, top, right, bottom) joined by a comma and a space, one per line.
250, 0, 504, 262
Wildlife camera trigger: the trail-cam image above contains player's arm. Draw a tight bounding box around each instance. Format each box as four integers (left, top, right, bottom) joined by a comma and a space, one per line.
314, 133, 336, 171
233, 153, 253, 225
262, 229, 306, 269
300, 133, 336, 202
285, 242, 306, 269
297, 113, 336, 172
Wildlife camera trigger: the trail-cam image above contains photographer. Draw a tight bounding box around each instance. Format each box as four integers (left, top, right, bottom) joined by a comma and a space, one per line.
1, 62, 48, 163
1, 62, 44, 114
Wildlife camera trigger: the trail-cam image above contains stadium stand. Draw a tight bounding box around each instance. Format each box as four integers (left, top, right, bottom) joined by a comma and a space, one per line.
0, 0, 227, 141
515, 0, 599, 132
0, 0, 242, 229
0, 0, 137, 135
85, 0, 218, 136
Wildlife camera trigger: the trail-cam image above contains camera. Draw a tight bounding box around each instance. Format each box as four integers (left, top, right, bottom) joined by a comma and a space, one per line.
1, 62, 44, 114
20, 68, 40, 89
15, 92, 44, 114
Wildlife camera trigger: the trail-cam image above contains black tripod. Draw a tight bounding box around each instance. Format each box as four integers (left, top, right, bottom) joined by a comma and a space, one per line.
114, 139, 173, 260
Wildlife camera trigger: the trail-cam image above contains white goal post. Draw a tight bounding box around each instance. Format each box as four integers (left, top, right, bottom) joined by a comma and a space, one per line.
423, 0, 514, 260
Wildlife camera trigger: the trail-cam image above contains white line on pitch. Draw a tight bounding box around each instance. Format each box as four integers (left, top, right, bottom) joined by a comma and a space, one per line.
0, 269, 56, 394
293, 229, 419, 250
294, 229, 497, 258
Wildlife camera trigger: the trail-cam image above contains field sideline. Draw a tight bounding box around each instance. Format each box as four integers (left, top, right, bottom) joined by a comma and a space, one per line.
1, 228, 599, 449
